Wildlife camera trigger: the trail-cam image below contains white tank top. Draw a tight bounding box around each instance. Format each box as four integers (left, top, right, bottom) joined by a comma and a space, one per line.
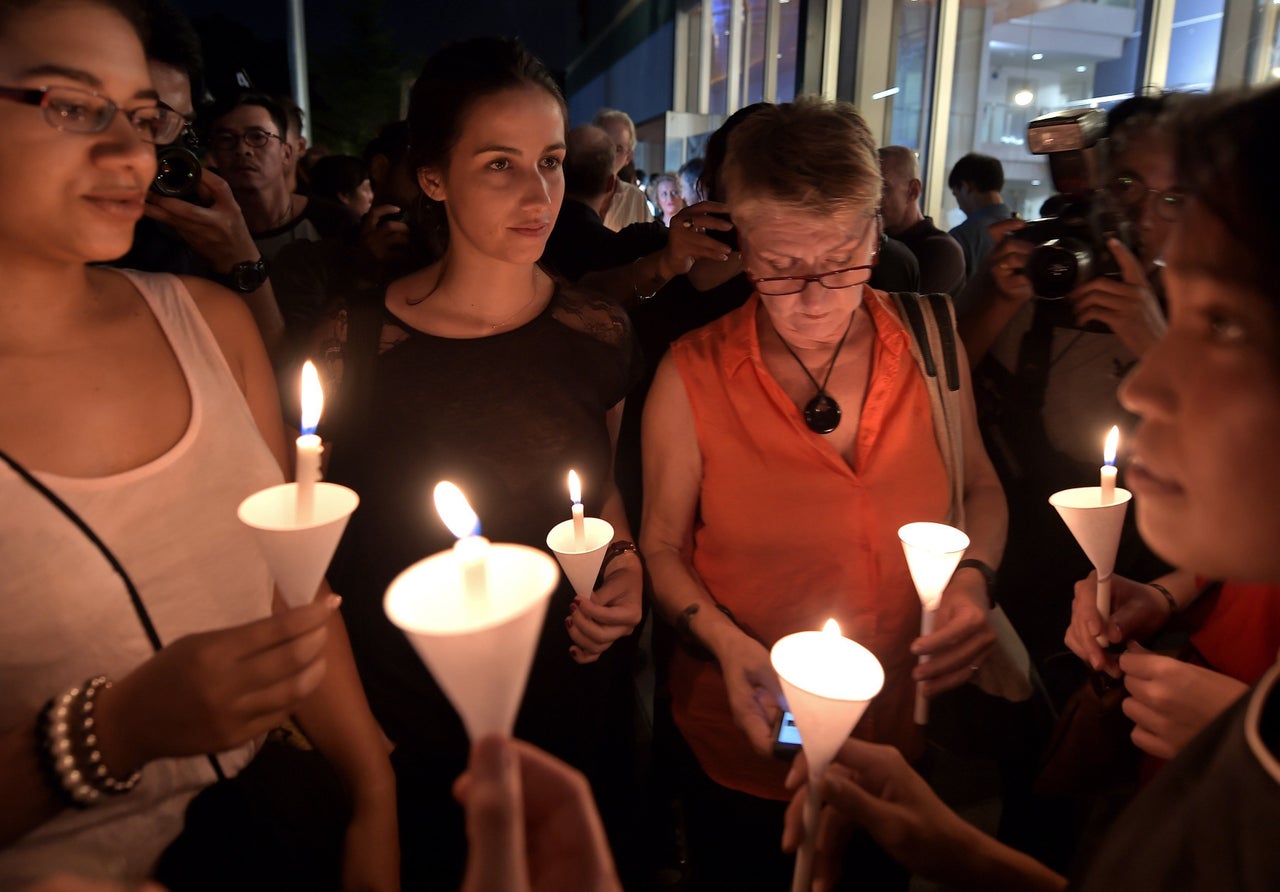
0, 270, 284, 883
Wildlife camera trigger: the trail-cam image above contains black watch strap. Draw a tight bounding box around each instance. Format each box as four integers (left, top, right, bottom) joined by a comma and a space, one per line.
225, 257, 269, 293
956, 558, 998, 608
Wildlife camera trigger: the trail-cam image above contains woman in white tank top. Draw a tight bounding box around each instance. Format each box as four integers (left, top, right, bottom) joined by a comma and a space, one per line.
0, 1, 397, 886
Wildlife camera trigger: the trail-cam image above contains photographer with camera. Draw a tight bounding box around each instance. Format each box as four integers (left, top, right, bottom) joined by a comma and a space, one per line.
112, 0, 284, 357
955, 96, 1182, 673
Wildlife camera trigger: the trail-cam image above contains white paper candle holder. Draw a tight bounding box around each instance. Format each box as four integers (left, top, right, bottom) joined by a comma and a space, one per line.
546, 517, 614, 600
384, 543, 559, 740
238, 481, 359, 607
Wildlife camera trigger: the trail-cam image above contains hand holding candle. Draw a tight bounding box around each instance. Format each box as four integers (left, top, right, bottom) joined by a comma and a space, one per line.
386, 483, 559, 740
434, 481, 489, 599
771, 619, 884, 892
296, 360, 324, 523
1051, 441, 1132, 648
1101, 425, 1119, 505
567, 470, 586, 549
898, 522, 970, 725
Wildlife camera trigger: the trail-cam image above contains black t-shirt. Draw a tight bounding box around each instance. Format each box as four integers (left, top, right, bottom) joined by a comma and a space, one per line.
324, 285, 642, 767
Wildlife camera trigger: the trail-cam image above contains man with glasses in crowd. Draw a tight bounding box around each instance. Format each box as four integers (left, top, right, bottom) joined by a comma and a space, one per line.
115, 0, 285, 354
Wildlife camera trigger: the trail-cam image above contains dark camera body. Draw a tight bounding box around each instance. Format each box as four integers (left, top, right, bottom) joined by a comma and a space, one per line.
1017, 108, 1139, 325
152, 144, 202, 202
1012, 200, 1132, 301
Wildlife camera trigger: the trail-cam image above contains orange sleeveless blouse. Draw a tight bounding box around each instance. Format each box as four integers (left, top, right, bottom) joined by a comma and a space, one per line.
668, 289, 951, 799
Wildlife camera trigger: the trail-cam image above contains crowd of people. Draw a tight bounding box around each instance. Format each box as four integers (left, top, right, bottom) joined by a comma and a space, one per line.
2, 0, 1278, 890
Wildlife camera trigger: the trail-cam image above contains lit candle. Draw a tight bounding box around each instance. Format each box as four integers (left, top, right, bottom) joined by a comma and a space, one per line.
771, 619, 884, 892
434, 481, 489, 598
296, 360, 324, 523
1100, 425, 1119, 505
567, 470, 586, 549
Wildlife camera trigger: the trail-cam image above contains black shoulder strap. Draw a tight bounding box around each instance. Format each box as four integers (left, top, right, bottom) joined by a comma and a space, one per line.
0, 448, 226, 781
926, 292, 961, 392
0, 449, 163, 653
896, 293, 938, 379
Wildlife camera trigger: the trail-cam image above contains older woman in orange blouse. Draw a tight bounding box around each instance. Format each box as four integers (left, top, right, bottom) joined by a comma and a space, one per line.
641, 97, 1007, 888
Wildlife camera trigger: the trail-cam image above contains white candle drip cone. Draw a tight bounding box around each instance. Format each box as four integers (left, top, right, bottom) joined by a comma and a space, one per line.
771, 629, 884, 892
546, 517, 614, 600
898, 522, 970, 724
238, 482, 359, 607
1050, 486, 1133, 645
385, 544, 559, 740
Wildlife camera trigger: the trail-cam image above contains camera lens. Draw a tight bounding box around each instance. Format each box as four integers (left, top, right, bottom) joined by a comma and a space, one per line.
1026, 237, 1094, 299
152, 145, 202, 199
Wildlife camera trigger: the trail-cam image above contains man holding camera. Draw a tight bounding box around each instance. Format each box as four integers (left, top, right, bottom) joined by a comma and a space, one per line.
955, 100, 1175, 673
116, 0, 283, 355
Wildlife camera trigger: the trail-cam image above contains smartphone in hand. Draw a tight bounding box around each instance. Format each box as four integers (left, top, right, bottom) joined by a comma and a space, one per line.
772, 709, 801, 758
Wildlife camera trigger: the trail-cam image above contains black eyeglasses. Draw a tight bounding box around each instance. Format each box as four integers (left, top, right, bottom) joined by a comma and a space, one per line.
1107, 174, 1185, 223
750, 218, 882, 296
209, 127, 284, 152
0, 84, 186, 145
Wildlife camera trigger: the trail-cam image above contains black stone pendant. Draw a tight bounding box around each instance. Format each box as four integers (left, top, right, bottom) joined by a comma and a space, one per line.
803, 393, 842, 434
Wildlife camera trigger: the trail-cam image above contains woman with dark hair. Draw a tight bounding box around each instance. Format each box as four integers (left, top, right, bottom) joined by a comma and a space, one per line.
317, 37, 645, 887
0, 0, 397, 886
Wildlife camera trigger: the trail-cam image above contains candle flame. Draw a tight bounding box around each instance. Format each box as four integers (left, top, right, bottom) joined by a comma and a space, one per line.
1103, 425, 1120, 466
434, 481, 480, 539
567, 469, 582, 504
822, 618, 842, 637
300, 360, 324, 435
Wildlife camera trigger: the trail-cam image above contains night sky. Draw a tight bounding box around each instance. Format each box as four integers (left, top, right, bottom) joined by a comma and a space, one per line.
171, 0, 583, 74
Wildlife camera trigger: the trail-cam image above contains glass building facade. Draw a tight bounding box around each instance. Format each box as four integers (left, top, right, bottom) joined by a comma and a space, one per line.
567, 0, 1279, 218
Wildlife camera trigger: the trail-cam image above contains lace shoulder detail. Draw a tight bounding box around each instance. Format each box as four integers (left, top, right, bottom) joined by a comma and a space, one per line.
548, 283, 633, 348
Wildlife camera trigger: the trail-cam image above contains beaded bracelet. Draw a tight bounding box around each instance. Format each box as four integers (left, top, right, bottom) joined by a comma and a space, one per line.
37, 686, 100, 808
78, 676, 141, 795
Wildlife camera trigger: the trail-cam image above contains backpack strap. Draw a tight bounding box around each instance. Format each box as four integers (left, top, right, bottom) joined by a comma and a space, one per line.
889, 291, 965, 527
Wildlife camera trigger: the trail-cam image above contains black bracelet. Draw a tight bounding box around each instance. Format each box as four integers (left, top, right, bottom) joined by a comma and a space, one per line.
1149, 582, 1178, 616
956, 558, 998, 609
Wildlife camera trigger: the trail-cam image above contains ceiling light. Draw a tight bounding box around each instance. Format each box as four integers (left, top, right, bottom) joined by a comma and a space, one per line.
1031, 53, 1044, 61
1031, 179, 1041, 186
1014, 89, 1035, 107
1077, 65, 1087, 73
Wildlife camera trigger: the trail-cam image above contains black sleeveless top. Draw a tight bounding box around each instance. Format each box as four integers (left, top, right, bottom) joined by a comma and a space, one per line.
324, 285, 642, 766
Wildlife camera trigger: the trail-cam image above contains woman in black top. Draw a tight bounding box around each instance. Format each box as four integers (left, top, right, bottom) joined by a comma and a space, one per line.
318, 38, 645, 887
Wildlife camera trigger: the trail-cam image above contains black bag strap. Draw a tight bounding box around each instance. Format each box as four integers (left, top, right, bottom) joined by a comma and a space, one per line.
0, 447, 226, 781
926, 292, 961, 392
889, 291, 965, 526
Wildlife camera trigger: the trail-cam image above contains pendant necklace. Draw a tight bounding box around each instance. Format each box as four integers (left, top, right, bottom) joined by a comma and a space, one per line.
773, 310, 858, 435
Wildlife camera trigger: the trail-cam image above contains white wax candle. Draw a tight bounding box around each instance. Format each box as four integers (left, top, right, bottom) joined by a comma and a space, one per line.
434, 481, 489, 600
1096, 573, 1112, 646
1101, 426, 1119, 504
296, 360, 325, 523
567, 470, 585, 548
295, 434, 323, 523
453, 534, 490, 599
915, 607, 937, 725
